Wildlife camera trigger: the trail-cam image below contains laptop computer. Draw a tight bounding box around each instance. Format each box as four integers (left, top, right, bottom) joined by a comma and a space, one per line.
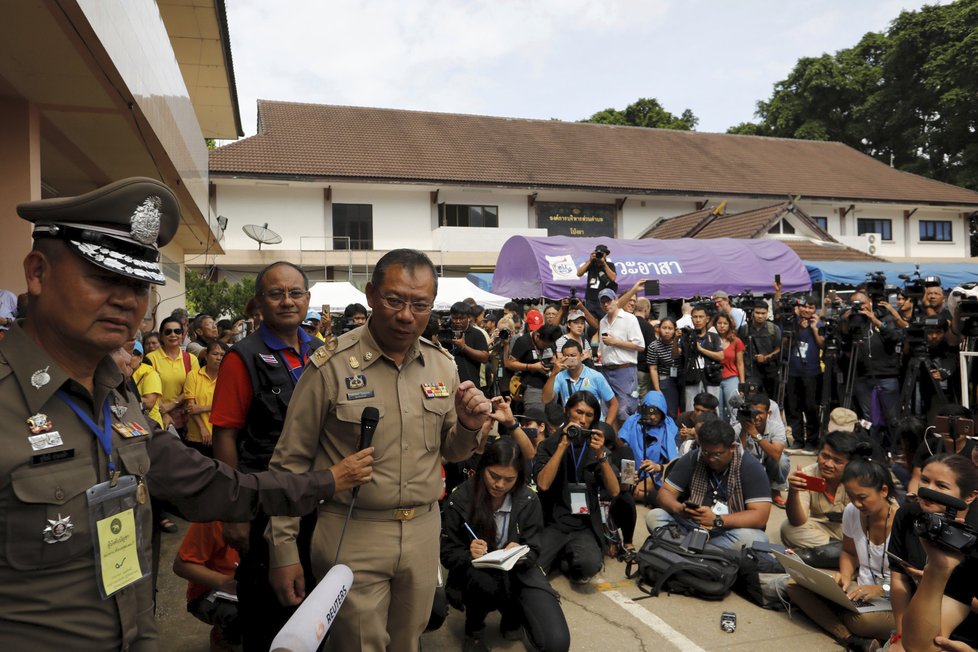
772, 550, 891, 613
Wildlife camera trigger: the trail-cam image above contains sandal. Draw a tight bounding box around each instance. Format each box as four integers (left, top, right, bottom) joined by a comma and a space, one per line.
159, 518, 179, 534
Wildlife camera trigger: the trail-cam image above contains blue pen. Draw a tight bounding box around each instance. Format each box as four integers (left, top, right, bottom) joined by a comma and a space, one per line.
463, 522, 478, 540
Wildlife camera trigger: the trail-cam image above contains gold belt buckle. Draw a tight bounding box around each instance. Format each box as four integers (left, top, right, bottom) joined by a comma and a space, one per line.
394, 508, 416, 522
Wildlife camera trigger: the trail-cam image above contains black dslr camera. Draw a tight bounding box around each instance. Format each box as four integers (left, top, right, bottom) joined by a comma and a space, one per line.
913, 487, 978, 556
569, 287, 581, 307
565, 424, 589, 445
638, 403, 660, 427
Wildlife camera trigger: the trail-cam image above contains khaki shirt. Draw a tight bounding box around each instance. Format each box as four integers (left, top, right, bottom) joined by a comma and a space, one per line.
267, 321, 481, 567
0, 325, 335, 651
799, 461, 849, 523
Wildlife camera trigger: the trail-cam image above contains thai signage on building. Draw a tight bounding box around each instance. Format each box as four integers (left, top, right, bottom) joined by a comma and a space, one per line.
536, 202, 615, 237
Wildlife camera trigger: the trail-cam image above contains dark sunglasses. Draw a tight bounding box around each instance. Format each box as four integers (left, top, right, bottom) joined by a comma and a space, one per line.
162, 328, 183, 336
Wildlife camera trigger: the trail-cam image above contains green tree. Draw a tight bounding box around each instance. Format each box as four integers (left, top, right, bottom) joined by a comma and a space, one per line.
581, 98, 698, 130
185, 270, 255, 319
745, 0, 978, 192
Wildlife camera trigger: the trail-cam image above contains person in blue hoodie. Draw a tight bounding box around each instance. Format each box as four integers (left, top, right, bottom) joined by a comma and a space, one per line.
618, 391, 680, 506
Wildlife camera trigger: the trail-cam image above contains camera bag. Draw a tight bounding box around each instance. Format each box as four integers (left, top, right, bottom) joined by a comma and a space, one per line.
733, 542, 789, 610
625, 524, 740, 600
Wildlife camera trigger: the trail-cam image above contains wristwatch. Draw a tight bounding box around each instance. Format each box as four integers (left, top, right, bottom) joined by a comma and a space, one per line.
596, 452, 609, 463
882, 583, 891, 598
713, 515, 725, 530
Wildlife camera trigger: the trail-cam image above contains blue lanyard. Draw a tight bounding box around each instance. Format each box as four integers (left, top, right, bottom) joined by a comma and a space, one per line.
569, 442, 588, 484
56, 390, 115, 475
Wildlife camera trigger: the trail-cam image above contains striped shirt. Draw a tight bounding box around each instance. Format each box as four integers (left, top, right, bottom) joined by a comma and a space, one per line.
646, 338, 679, 374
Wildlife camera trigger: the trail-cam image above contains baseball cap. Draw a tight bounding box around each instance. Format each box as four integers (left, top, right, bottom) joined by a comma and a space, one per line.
712, 290, 730, 300
516, 405, 547, 424
829, 407, 858, 432
567, 309, 585, 322
526, 309, 543, 331
305, 309, 321, 321
598, 288, 617, 302
18, 177, 179, 285
301, 319, 317, 330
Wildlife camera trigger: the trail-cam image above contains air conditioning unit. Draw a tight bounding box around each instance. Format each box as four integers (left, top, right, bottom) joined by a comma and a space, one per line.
836, 233, 880, 254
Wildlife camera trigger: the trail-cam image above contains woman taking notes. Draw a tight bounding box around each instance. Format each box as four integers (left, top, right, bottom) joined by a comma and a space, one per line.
441, 438, 569, 652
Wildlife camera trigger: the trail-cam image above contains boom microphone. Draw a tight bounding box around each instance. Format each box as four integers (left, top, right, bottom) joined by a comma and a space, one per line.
270, 563, 353, 652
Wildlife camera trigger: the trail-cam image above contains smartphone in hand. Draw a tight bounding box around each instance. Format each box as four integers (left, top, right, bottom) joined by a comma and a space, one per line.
684, 500, 700, 510
799, 473, 827, 493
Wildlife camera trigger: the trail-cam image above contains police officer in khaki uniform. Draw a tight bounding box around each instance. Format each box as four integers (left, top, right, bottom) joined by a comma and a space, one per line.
0, 177, 373, 651
267, 249, 492, 652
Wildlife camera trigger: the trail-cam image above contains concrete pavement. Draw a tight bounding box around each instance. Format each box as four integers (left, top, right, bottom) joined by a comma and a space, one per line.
158, 452, 841, 651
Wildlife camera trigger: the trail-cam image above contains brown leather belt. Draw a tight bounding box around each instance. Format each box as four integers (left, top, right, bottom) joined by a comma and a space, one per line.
602, 363, 636, 370
323, 502, 436, 522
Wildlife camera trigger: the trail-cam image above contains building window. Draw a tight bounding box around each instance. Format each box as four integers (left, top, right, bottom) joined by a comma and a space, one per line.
813, 216, 828, 231
439, 204, 498, 228
919, 220, 952, 242
333, 204, 373, 250
767, 218, 796, 235
857, 218, 893, 241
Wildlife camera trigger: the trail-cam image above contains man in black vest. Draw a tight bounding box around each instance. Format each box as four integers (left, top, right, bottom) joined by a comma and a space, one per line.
212, 261, 324, 651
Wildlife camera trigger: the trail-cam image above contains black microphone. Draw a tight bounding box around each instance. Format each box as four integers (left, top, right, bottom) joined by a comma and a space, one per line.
338, 406, 380, 561
358, 406, 380, 452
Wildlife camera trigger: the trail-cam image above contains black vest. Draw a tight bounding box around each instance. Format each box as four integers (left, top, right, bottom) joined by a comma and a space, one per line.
231, 331, 323, 472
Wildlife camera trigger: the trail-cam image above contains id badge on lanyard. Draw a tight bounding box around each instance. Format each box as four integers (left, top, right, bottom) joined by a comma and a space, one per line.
569, 483, 590, 515
86, 476, 150, 599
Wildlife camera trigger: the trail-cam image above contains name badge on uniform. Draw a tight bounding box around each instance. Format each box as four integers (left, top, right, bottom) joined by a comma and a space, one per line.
713, 501, 729, 516
347, 390, 375, 401
87, 476, 149, 599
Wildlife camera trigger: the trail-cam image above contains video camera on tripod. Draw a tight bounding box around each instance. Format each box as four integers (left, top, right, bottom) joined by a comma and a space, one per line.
913, 487, 978, 556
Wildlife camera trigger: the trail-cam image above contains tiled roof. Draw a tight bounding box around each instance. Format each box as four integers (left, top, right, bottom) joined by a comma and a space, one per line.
642, 206, 717, 239
641, 201, 882, 262
211, 100, 978, 206
782, 240, 885, 262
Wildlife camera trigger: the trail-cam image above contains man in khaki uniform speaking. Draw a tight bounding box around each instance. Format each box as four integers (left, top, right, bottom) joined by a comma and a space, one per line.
267, 249, 492, 652
0, 177, 373, 651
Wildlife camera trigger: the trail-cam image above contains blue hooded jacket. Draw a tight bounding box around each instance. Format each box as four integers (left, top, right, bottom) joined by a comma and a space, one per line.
618, 391, 679, 483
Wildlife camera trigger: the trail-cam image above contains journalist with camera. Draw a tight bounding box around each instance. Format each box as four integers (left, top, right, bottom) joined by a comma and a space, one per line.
447, 302, 490, 389
732, 393, 790, 504
680, 304, 724, 410
506, 322, 562, 413
738, 300, 782, 398
534, 391, 620, 583
839, 290, 903, 450
618, 391, 680, 504
781, 295, 825, 452
542, 338, 618, 423
898, 454, 978, 652
576, 244, 617, 316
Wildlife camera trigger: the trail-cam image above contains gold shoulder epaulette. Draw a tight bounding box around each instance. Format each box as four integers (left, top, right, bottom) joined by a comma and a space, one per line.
421, 337, 454, 360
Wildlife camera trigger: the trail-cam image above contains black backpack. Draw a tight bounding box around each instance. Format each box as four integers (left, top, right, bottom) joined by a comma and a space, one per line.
733, 542, 789, 610
625, 524, 740, 600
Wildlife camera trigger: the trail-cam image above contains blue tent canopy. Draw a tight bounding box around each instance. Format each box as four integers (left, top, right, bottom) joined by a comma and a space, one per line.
804, 261, 978, 289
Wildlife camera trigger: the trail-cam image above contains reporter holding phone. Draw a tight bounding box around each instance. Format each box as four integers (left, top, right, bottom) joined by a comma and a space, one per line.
786, 446, 897, 651
887, 454, 978, 652
781, 431, 860, 556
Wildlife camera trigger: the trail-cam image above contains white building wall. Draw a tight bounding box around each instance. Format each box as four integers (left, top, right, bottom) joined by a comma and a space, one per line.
331, 186, 432, 250
217, 184, 326, 251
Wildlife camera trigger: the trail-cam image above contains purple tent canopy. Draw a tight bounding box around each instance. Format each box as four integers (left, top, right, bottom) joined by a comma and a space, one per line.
491, 236, 811, 300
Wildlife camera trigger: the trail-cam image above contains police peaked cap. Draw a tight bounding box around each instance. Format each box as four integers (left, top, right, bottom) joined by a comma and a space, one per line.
17, 177, 180, 285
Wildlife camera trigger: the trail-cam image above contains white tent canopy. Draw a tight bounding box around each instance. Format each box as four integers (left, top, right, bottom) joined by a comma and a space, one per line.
435, 277, 510, 311
308, 282, 368, 314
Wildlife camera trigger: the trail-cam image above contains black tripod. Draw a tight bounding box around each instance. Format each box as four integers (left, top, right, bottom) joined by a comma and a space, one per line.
899, 343, 948, 417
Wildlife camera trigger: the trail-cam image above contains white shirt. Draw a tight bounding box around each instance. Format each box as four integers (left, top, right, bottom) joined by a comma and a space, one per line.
675, 314, 693, 330
841, 503, 891, 587
492, 494, 514, 549
598, 310, 644, 366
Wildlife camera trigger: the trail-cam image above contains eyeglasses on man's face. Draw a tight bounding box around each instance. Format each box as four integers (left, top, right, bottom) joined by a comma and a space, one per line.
700, 447, 731, 460
260, 288, 308, 302
379, 294, 433, 315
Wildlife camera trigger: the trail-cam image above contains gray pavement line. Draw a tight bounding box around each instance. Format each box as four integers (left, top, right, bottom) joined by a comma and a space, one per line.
599, 589, 707, 652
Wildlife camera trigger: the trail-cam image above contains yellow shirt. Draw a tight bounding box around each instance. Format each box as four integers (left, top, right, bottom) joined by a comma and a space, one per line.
132, 364, 164, 428
183, 366, 218, 443
146, 348, 199, 403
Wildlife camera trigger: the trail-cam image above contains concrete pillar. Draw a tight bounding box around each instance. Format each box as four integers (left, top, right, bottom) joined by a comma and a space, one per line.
0, 99, 41, 294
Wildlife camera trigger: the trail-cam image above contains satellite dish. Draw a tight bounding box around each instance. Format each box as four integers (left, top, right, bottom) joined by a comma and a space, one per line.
242, 223, 282, 250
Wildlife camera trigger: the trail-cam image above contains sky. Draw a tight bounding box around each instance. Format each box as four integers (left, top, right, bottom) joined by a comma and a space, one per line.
224, 0, 951, 139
